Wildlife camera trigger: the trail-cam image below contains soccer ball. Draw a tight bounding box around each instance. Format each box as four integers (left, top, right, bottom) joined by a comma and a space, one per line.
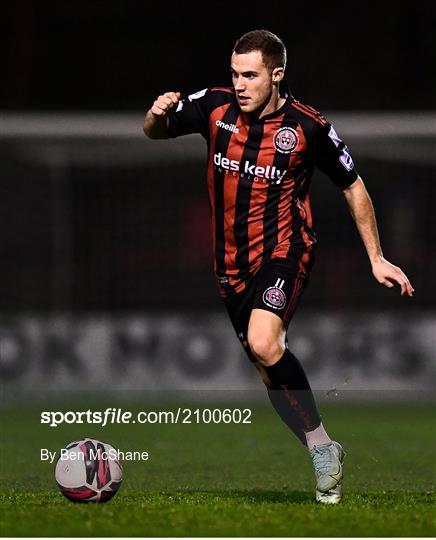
55, 438, 123, 502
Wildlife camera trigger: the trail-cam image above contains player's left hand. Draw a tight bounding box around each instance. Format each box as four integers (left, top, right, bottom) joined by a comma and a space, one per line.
371, 257, 414, 296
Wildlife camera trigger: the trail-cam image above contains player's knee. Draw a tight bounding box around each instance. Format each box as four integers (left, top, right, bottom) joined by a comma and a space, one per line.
248, 335, 284, 366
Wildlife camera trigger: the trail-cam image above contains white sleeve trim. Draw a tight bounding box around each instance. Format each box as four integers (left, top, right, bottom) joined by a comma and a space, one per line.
188, 88, 208, 101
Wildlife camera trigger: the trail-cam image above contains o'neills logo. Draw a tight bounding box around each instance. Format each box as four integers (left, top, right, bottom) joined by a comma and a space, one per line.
215, 120, 239, 133
214, 152, 286, 182
273, 127, 298, 154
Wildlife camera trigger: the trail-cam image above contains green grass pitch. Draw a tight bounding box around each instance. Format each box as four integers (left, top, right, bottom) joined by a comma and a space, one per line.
0, 400, 435, 536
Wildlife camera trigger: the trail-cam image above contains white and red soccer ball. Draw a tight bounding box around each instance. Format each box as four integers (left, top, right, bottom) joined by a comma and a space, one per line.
55, 438, 123, 502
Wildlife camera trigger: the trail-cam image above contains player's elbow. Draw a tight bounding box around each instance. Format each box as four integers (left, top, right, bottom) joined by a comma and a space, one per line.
143, 125, 155, 139
143, 121, 156, 139
143, 125, 170, 140
143, 113, 170, 140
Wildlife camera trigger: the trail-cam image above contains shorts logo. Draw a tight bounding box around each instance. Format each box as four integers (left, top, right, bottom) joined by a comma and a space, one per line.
263, 278, 286, 309
273, 127, 298, 154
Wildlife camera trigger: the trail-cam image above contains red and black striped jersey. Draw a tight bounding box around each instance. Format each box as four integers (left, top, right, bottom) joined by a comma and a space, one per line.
168, 87, 358, 296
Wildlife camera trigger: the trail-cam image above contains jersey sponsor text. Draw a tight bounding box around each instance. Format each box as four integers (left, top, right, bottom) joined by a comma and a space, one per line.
213, 152, 286, 182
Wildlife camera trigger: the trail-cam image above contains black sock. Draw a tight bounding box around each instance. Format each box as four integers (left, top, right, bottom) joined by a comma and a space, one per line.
267, 388, 307, 445
264, 349, 321, 443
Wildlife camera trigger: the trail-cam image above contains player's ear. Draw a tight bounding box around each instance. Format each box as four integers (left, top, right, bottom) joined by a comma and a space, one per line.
272, 67, 284, 84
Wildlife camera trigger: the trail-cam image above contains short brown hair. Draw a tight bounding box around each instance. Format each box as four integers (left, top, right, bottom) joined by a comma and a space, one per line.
233, 29, 287, 72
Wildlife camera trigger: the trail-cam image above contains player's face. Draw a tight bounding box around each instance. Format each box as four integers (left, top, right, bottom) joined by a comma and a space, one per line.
231, 51, 282, 114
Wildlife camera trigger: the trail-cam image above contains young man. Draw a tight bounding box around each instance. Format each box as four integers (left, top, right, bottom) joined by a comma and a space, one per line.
143, 30, 414, 503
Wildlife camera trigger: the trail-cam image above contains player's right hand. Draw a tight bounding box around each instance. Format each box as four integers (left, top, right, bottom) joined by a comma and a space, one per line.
150, 92, 181, 117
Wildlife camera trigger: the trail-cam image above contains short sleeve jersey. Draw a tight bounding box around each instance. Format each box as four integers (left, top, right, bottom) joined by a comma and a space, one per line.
168, 87, 358, 295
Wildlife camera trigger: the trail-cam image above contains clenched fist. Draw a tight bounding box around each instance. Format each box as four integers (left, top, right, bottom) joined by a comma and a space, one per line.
151, 92, 181, 117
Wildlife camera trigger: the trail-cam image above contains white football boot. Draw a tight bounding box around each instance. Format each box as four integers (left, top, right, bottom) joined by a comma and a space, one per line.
310, 441, 345, 504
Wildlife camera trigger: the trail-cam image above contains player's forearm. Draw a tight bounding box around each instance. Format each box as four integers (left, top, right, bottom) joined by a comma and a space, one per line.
342, 177, 384, 265
143, 110, 170, 139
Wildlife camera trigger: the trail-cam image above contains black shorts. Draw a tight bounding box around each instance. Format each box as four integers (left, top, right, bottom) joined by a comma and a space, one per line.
221, 254, 314, 362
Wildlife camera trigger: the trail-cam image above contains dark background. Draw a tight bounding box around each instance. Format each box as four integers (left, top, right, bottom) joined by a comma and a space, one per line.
2, 0, 436, 111
0, 1, 435, 313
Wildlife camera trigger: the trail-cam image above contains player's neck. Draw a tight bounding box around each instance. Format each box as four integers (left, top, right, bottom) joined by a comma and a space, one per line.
258, 86, 286, 118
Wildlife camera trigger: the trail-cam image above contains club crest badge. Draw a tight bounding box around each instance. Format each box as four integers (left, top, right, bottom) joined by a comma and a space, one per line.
263, 286, 286, 310
273, 127, 298, 154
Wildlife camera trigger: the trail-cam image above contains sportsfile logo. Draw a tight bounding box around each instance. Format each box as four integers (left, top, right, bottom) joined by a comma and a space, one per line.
215, 119, 239, 133
214, 152, 286, 182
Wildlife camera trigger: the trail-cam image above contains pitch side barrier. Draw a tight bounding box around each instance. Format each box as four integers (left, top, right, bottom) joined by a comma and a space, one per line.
1, 112, 435, 138
0, 312, 434, 403
0, 111, 435, 166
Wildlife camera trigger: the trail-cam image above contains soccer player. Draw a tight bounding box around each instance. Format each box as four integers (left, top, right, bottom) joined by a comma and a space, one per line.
143, 30, 414, 503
